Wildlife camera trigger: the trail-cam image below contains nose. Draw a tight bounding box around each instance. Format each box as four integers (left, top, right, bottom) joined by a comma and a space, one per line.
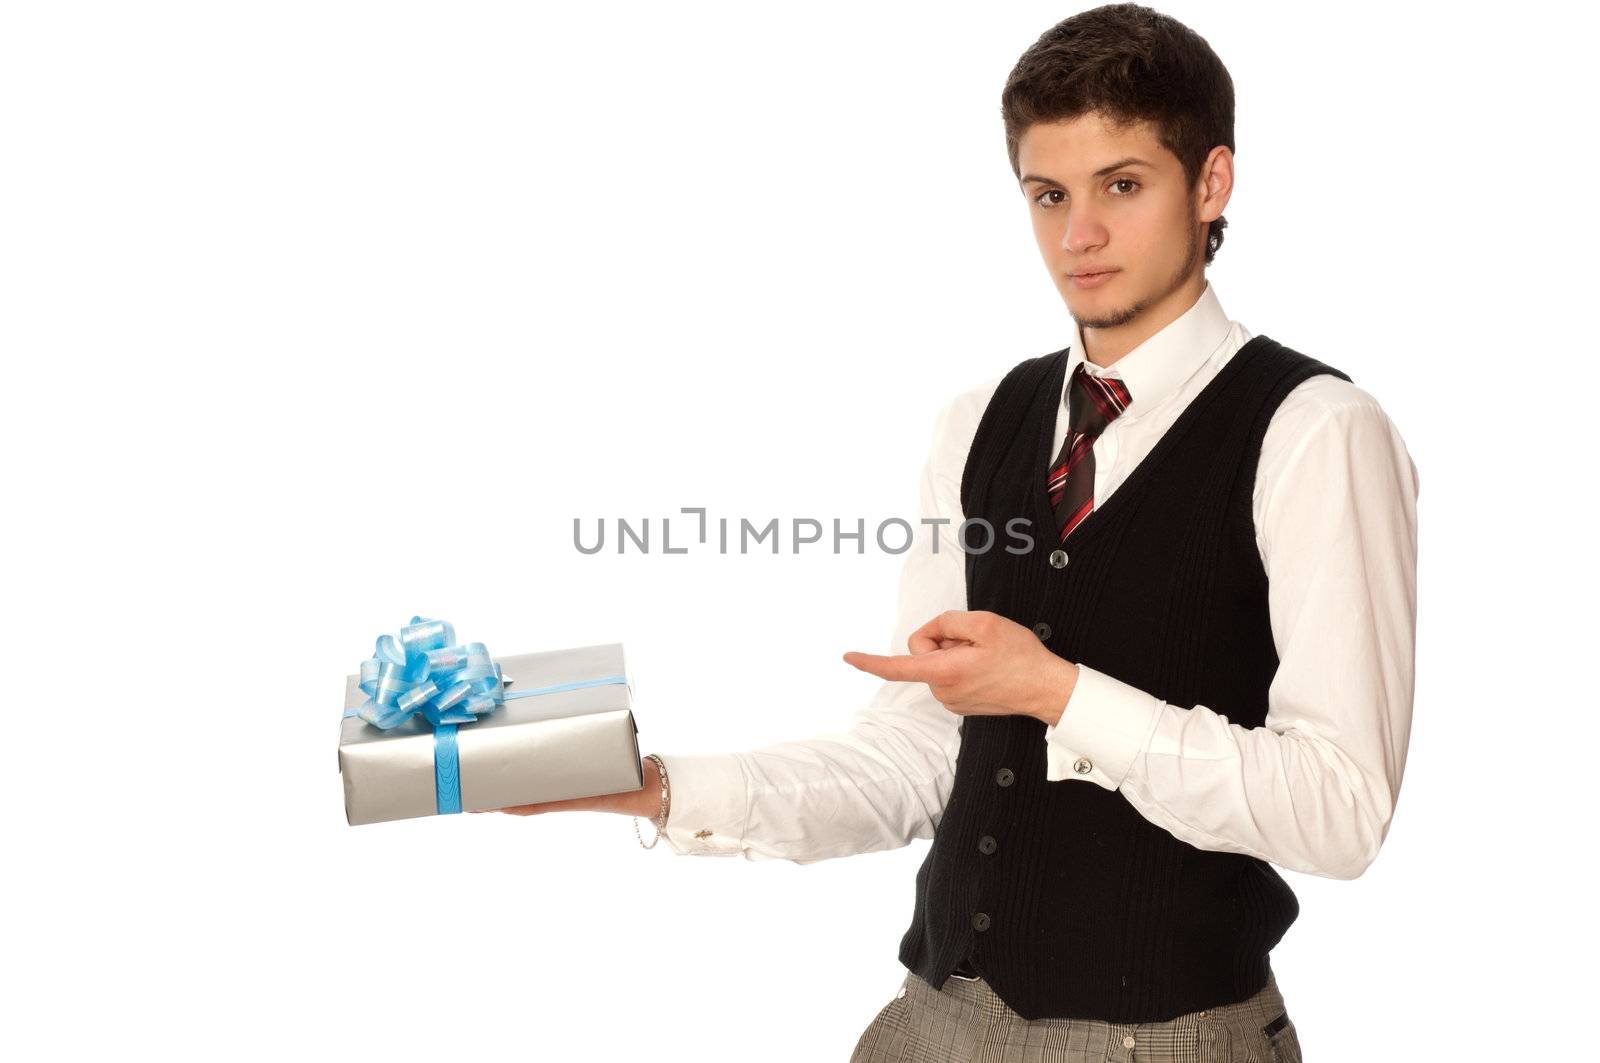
1060, 206, 1109, 256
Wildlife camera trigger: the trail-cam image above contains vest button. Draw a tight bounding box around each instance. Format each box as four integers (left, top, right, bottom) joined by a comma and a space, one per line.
1073, 756, 1093, 775
1032, 621, 1052, 641
994, 767, 1015, 787
1048, 549, 1069, 569
971, 912, 991, 932
977, 835, 997, 855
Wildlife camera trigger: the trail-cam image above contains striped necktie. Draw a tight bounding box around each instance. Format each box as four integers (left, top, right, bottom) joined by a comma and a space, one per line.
1046, 360, 1132, 542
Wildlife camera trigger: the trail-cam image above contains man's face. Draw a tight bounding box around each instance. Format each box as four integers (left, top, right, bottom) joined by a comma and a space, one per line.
1017, 112, 1218, 335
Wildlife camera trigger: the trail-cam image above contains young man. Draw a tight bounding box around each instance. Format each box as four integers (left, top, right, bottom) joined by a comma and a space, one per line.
487, 5, 1417, 1060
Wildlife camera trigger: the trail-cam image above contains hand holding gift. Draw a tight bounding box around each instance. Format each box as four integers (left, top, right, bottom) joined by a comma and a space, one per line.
337, 616, 645, 826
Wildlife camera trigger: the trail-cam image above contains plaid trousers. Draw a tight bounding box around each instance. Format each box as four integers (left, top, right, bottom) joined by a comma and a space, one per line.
849, 968, 1302, 1062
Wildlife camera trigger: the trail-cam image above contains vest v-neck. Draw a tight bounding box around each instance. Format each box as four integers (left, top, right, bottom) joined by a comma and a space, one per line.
1029, 334, 1274, 553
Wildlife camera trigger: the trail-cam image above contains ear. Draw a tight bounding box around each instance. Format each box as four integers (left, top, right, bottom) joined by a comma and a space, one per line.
1195, 145, 1234, 224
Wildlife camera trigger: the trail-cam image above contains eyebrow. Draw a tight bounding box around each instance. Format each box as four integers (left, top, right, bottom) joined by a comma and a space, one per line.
1020, 157, 1155, 186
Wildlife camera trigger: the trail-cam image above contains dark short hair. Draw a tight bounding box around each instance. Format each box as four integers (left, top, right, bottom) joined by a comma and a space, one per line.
1001, 3, 1235, 263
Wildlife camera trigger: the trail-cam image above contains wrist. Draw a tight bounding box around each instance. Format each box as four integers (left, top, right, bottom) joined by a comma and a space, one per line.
637, 755, 669, 821
1035, 658, 1080, 727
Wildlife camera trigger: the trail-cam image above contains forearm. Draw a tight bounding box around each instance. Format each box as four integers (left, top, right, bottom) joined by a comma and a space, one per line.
645, 679, 960, 863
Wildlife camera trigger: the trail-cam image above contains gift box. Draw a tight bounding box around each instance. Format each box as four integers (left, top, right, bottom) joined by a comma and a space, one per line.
338, 622, 642, 826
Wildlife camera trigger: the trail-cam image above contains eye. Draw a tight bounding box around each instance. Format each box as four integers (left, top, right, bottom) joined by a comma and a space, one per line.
1033, 189, 1065, 208
1110, 178, 1140, 195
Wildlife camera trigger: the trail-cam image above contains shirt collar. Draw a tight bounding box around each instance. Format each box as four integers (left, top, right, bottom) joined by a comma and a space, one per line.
1064, 280, 1233, 422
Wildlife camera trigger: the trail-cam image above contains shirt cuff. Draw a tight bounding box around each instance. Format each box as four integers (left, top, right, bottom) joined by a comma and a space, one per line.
1042, 664, 1164, 788
649, 753, 749, 857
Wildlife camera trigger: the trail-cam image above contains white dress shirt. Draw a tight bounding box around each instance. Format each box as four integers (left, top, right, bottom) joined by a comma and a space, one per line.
653, 281, 1419, 881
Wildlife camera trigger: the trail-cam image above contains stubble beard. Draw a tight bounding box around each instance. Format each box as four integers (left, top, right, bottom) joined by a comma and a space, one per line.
1069, 211, 1204, 333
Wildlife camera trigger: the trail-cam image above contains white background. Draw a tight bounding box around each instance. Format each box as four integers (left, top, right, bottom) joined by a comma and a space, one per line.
4, 1, 1595, 1059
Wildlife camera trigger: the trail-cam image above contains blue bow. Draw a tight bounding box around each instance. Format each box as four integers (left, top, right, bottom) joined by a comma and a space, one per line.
351, 617, 503, 730
344, 617, 628, 815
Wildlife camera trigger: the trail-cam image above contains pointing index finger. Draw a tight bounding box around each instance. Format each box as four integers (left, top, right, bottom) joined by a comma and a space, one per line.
842, 650, 943, 684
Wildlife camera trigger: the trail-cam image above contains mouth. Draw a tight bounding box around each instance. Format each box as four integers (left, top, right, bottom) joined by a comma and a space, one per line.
1067, 268, 1118, 290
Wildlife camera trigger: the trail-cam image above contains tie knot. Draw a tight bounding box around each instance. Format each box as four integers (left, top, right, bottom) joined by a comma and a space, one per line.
1067, 361, 1132, 438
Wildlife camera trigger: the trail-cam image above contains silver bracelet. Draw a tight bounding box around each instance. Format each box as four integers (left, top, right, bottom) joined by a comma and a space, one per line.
634, 753, 670, 849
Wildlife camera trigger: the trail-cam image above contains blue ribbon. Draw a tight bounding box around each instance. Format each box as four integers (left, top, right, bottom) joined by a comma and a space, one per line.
345, 616, 626, 815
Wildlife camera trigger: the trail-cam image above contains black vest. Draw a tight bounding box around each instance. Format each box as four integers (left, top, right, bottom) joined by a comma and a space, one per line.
896, 334, 1352, 1022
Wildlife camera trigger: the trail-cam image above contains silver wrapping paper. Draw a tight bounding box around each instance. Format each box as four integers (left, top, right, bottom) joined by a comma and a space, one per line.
338, 641, 641, 826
